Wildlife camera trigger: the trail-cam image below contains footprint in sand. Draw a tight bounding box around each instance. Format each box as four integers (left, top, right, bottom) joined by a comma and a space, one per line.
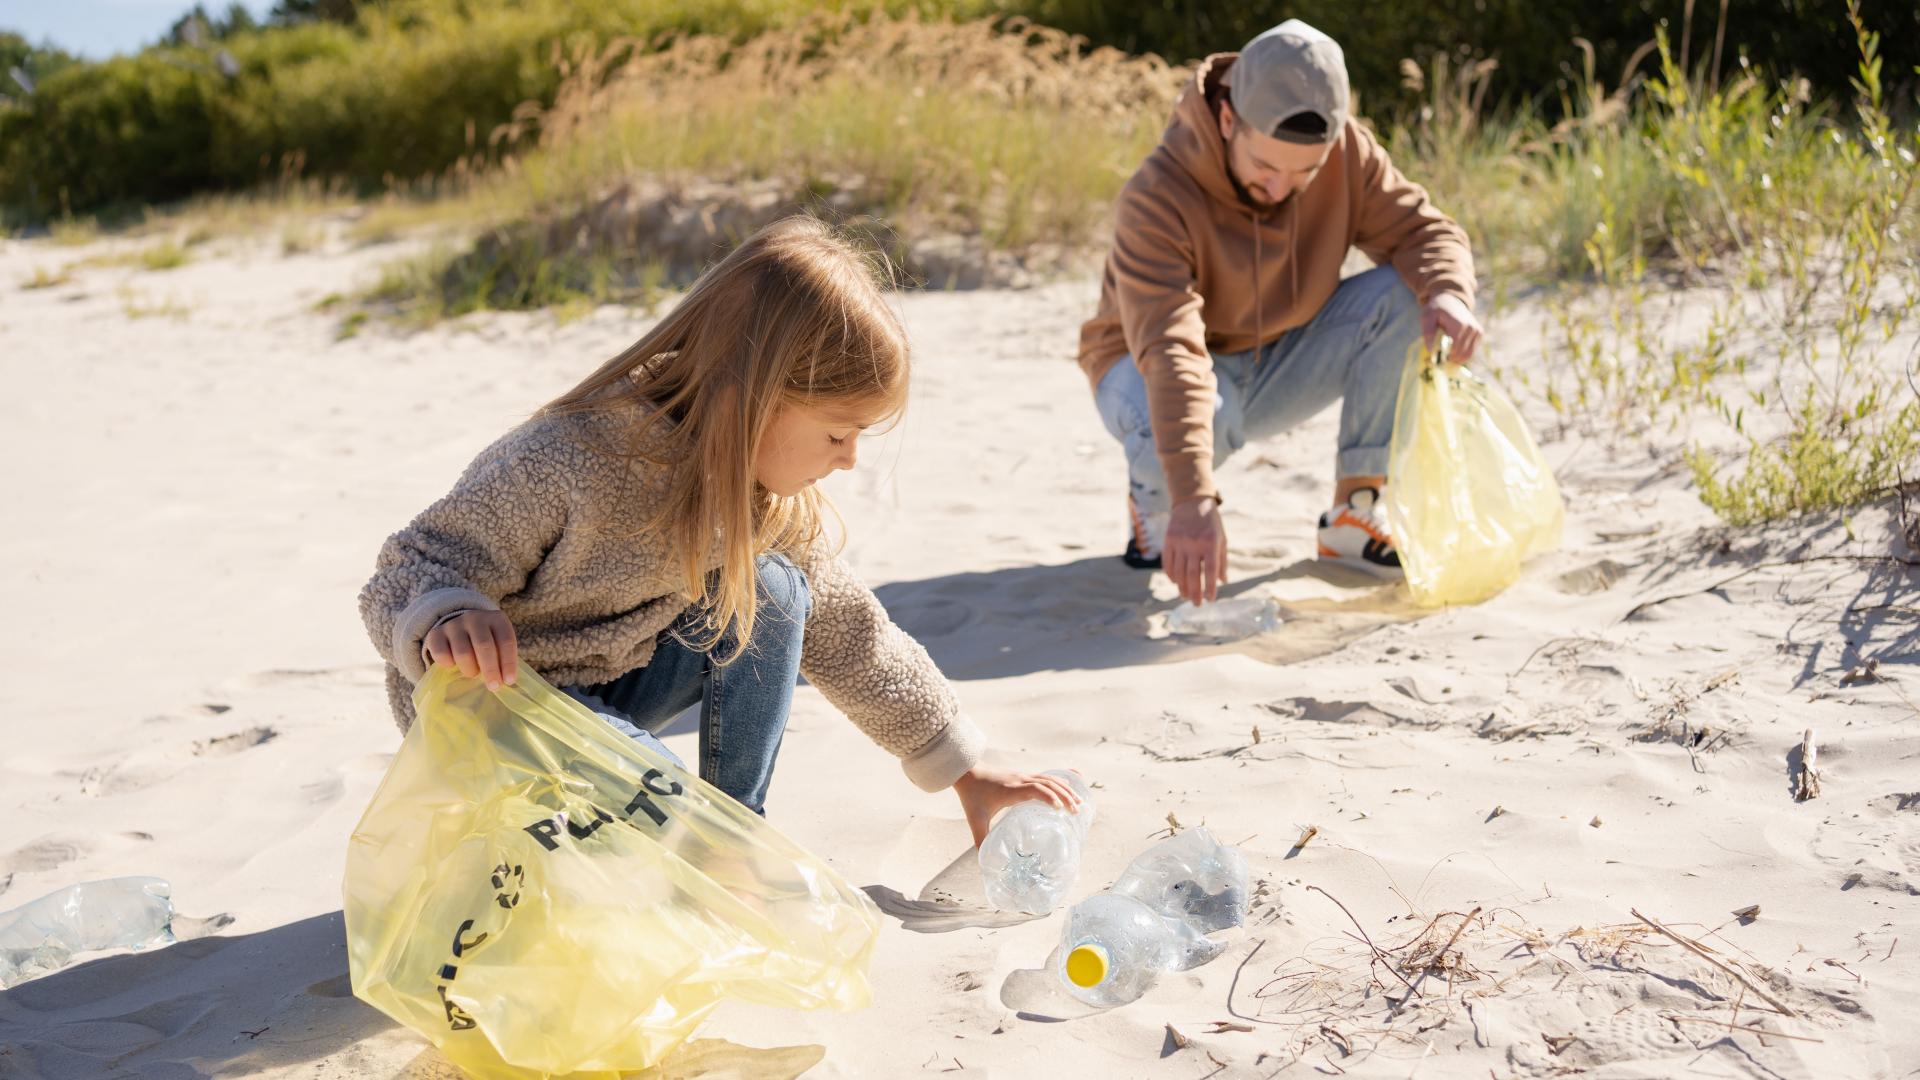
75, 723, 279, 797
298, 775, 345, 805
1, 836, 87, 876
303, 973, 354, 998
1555, 1009, 1692, 1067
345, 751, 395, 774
1559, 663, 1625, 698
108, 993, 226, 1042
230, 666, 381, 691
80, 758, 191, 797
1260, 695, 1434, 730
192, 725, 278, 756
1554, 558, 1635, 596
1811, 792, 1920, 896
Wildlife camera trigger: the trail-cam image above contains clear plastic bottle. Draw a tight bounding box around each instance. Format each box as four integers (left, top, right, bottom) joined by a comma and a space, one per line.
978, 769, 1095, 914
0, 876, 175, 987
1164, 596, 1282, 639
1055, 828, 1249, 1008
1108, 827, 1250, 933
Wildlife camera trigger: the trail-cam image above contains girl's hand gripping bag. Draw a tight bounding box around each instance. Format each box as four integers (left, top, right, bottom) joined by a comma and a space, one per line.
1384, 342, 1565, 607
343, 664, 880, 1080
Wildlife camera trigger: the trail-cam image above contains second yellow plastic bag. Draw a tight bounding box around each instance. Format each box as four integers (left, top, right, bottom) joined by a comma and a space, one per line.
1384, 346, 1565, 607
343, 664, 881, 1080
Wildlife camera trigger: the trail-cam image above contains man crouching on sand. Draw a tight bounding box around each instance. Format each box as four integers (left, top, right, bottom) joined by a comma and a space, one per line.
1077, 19, 1483, 604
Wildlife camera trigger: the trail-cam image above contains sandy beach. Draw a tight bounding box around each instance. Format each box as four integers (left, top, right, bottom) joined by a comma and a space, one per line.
1, 222, 1916, 1079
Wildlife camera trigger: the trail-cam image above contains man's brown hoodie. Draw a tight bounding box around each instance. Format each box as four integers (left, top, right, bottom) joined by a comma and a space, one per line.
1077, 53, 1476, 507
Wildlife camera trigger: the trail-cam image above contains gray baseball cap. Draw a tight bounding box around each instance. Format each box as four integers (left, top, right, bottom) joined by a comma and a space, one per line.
1228, 19, 1349, 145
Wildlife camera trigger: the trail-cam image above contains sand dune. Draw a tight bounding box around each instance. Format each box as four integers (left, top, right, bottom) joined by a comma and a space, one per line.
1, 225, 1915, 1078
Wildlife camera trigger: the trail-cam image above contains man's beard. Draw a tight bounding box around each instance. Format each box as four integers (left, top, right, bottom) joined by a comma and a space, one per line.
1225, 147, 1286, 210
1229, 168, 1285, 211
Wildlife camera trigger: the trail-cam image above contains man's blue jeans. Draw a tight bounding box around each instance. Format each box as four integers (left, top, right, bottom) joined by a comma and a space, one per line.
562, 553, 809, 816
1093, 265, 1421, 520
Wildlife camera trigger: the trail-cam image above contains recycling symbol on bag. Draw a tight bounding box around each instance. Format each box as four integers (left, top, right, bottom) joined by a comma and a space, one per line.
491, 863, 525, 909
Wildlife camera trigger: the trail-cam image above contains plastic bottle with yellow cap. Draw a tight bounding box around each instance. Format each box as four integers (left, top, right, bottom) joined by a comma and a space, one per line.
1054, 828, 1249, 1008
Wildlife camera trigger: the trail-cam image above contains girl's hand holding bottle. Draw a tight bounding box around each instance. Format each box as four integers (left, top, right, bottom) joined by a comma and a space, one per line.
952, 765, 1085, 848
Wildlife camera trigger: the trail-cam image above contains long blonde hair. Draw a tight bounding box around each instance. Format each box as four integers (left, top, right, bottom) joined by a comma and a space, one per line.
543, 216, 908, 656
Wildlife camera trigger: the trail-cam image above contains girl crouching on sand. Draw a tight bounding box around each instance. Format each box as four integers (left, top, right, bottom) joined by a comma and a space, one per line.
358, 217, 1077, 842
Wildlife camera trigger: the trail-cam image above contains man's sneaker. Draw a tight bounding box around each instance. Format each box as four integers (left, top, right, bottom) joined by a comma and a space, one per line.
1317, 487, 1403, 577
1122, 494, 1168, 570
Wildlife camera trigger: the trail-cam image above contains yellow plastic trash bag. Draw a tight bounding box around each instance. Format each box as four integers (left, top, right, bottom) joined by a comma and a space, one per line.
1384, 345, 1564, 607
344, 664, 880, 1080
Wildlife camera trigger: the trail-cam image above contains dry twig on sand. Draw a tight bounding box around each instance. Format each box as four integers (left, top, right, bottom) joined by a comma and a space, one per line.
1665, 1015, 1825, 1044
1631, 909, 1797, 1017
1307, 885, 1420, 999
1401, 907, 1483, 999
1289, 824, 1319, 854
1793, 728, 1821, 801
1225, 885, 1827, 1075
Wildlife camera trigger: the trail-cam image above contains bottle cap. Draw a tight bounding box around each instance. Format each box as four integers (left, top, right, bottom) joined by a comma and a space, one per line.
1065, 943, 1109, 988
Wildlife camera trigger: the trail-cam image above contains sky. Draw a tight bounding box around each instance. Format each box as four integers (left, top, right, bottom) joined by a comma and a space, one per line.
5, 0, 277, 59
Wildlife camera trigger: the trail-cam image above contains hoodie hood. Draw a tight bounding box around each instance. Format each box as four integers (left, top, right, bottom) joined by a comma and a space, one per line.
1161, 55, 1251, 212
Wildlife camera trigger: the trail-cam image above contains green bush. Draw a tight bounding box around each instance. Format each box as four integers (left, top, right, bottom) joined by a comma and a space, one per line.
0, 0, 998, 218
0, 31, 78, 87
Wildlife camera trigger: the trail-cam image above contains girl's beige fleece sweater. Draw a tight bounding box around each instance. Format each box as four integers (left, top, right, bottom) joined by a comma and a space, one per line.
358, 405, 984, 792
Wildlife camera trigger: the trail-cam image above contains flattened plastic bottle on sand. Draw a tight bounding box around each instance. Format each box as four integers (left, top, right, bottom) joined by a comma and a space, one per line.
1055, 828, 1249, 1008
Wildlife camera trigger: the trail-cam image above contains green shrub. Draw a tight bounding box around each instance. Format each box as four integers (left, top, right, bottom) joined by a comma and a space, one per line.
0, 0, 1001, 218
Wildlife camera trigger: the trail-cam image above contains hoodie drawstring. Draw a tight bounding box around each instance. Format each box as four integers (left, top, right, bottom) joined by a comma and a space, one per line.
1250, 202, 1298, 367
1252, 213, 1263, 366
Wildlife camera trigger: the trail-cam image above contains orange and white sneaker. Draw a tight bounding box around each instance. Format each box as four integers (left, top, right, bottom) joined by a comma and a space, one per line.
1316, 487, 1403, 577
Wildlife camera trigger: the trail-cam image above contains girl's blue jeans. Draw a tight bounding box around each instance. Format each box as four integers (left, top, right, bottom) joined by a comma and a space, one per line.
561, 553, 809, 816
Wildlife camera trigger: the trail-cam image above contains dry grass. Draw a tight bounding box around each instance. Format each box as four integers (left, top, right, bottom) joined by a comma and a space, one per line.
46, 217, 101, 246
515, 16, 1177, 249
1231, 873, 1835, 1074
19, 265, 73, 290
349, 13, 1179, 316
115, 284, 193, 319
138, 240, 191, 271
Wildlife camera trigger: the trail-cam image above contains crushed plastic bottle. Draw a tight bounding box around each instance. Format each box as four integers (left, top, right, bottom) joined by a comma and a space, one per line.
1107, 827, 1251, 933
0, 876, 175, 987
1055, 828, 1249, 1008
1164, 595, 1283, 639
979, 769, 1094, 914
